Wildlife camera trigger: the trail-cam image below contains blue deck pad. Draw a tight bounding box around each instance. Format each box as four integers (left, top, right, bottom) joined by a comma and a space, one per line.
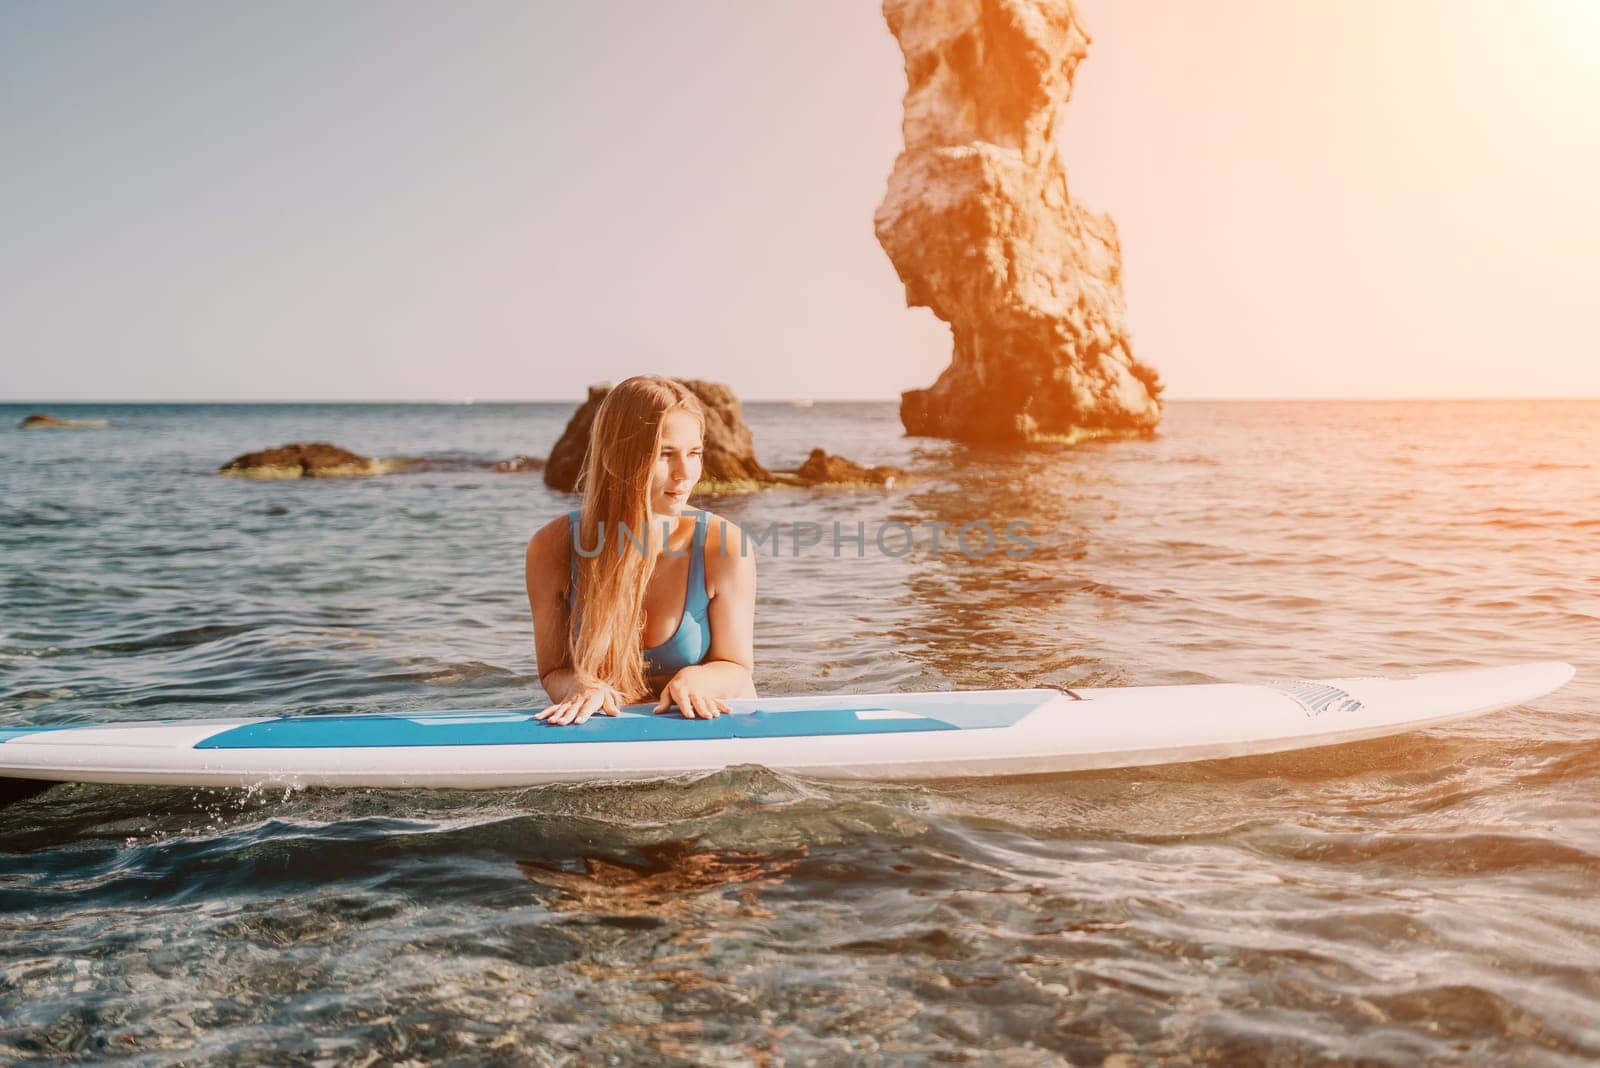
192, 702, 1037, 750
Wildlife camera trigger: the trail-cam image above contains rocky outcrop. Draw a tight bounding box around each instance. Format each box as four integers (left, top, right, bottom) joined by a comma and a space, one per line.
20, 413, 108, 429
219, 444, 545, 478
218, 442, 387, 479
875, 0, 1163, 444
544, 381, 773, 493
793, 449, 906, 488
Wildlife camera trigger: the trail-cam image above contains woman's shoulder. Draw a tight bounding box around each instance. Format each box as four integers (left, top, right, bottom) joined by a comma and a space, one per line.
696, 510, 755, 575
526, 513, 575, 570
694, 508, 728, 545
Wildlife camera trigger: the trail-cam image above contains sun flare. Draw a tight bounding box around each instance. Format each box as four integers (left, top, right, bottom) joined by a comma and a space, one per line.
1541, 0, 1600, 64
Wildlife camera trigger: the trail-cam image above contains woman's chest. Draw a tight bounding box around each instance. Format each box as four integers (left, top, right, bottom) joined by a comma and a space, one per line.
640, 551, 693, 645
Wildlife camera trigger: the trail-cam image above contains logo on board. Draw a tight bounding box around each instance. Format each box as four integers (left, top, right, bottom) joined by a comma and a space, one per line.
1263, 681, 1365, 718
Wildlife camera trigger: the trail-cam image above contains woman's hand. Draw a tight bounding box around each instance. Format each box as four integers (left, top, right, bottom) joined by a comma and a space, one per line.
652, 671, 733, 720
535, 684, 622, 726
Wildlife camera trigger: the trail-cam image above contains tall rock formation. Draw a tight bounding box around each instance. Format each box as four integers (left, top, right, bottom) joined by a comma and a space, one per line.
875, 0, 1163, 444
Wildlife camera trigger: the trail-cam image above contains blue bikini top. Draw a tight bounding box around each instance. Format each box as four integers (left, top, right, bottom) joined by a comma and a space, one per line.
568, 508, 712, 676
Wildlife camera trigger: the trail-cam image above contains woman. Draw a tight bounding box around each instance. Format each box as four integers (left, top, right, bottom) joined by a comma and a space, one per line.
525, 375, 757, 726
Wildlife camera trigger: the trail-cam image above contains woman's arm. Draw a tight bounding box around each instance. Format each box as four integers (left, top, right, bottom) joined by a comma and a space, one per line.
653, 514, 757, 718
526, 519, 620, 722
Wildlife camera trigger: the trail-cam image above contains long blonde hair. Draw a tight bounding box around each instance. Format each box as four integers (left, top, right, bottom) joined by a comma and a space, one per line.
569, 375, 705, 701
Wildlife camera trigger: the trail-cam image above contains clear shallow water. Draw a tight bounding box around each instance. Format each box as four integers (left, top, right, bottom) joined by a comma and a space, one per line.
1, 399, 1597, 1063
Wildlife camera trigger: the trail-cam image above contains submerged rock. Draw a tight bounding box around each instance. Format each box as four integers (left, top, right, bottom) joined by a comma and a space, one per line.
793, 449, 906, 488
20, 413, 108, 429
218, 442, 542, 480
544, 381, 773, 493
218, 442, 387, 479
875, 0, 1163, 444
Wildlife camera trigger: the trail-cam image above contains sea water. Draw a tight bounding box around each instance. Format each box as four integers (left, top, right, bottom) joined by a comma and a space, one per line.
2, 400, 1597, 1062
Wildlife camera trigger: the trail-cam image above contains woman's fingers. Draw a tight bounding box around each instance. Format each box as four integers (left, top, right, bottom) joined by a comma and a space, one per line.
536, 689, 619, 726
573, 691, 606, 724
541, 687, 728, 724
545, 683, 735, 724
656, 684, 687, 717
644, 684, 732, 720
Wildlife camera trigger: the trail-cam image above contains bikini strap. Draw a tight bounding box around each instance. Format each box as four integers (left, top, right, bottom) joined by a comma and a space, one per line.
687, 509, 709, 612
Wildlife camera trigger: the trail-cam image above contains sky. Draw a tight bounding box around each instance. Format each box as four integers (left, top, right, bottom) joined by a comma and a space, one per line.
2, 0, 1597, 402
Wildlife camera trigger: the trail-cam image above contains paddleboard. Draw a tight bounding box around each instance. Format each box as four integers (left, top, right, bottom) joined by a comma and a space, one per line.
0, 662, 1573, 789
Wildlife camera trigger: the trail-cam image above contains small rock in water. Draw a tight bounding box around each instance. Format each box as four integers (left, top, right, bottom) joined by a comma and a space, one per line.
20, 412, 108, 429
494, 455, 544, 473
793, 449, 905, 488
218, 442, 384, 479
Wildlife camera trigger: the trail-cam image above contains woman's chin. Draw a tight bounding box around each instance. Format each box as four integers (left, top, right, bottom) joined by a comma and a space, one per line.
653, 494, 690, 515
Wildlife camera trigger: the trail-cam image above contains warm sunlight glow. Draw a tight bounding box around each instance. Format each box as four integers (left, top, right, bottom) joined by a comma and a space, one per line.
1540, 0, 1600, 65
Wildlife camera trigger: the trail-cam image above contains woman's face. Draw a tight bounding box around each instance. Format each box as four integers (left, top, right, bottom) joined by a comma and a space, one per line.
648, 408, 703, 516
